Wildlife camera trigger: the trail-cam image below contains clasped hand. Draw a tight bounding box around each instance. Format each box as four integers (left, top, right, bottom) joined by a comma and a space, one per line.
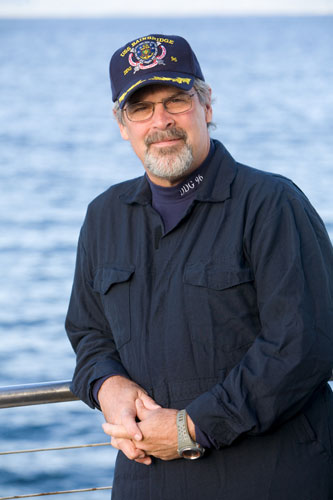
103, 399, 180, 464
98, 376, 180, 466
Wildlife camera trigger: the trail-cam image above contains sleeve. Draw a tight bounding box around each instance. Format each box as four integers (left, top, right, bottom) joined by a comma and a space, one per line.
65, 225, 129, 409
186, 194, 333, 447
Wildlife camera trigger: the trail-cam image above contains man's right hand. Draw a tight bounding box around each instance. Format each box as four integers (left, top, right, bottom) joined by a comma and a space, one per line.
98, 375, 160, 465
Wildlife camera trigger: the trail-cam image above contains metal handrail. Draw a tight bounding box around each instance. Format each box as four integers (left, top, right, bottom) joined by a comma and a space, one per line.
0, 380, 78, 408
0, 380, 112, 498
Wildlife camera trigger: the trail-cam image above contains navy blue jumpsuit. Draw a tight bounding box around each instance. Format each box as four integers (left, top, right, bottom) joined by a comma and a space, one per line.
66, 140, 333, 499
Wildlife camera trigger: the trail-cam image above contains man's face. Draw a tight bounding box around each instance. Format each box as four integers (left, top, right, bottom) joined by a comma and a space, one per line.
116, 85, 212, 187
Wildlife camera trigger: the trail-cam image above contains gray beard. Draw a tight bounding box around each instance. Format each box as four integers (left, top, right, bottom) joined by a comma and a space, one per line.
144, 142, 193, 182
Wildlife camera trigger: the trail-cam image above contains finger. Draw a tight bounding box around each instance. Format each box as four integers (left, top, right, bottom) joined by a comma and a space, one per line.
139, 393, 161, 410
102, 422, 130, 439
114, 438, 147, 461
135, 456, 152, 466
121, 409, 142, 441
135, 398, 151, 421
110, 437, 120, 450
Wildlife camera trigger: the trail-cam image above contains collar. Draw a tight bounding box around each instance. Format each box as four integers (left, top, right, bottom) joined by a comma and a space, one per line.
119, 139, 238, 206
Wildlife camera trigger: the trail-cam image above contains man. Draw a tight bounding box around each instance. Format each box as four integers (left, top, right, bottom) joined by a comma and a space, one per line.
66, 34, 333, 499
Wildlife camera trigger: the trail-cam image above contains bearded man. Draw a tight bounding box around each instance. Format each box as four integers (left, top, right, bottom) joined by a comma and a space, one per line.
66, 34, 333, 499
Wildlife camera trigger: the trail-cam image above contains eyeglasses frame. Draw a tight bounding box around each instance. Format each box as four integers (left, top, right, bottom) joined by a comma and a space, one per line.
123, 91, 197, 123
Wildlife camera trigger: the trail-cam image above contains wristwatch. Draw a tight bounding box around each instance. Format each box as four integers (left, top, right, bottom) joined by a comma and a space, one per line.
176, 409, 205, 459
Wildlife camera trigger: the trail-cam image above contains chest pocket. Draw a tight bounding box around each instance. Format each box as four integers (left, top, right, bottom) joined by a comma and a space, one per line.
183, 262, 259, 354
93, 266, 135, 350
184, 264, 253, 290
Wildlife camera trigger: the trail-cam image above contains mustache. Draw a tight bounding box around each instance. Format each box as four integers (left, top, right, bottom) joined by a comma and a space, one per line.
145, 128, 187, 147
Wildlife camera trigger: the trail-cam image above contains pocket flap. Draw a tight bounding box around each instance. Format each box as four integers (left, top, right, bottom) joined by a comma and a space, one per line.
184, 263, 253, 290
93, 266, 135, 294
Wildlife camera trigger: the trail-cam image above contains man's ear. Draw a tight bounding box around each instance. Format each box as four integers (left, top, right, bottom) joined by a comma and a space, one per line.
205, 87, 213, 125
113, 109, 129, 141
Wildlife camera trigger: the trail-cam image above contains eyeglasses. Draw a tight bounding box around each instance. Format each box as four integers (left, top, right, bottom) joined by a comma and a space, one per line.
123, 92, 196, 122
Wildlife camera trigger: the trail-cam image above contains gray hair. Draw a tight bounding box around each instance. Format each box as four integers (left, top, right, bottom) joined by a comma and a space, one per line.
113, 78, 214, 129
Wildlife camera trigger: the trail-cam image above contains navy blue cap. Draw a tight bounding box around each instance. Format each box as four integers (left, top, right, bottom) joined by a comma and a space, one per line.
109, 34, 205, 108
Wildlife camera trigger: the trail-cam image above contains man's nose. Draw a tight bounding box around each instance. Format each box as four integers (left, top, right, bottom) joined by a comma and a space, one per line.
150, 102, 175, 129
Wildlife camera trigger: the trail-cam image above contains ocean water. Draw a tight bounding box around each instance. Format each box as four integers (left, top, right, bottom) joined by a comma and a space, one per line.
0, 16, 332, 498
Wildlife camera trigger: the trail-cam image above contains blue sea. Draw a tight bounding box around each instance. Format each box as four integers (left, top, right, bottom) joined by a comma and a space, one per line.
0, 16, 332, 498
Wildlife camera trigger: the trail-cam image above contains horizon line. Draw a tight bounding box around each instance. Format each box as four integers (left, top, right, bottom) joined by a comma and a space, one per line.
1, 11, 333, 19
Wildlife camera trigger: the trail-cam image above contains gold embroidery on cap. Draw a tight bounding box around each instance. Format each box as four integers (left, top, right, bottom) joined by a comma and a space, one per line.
118, 80, 145, 103
149, 76, 192, 84
118, 76, 192, 104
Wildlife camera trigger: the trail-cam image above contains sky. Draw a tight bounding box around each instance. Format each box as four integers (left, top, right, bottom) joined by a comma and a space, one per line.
0, 0, 333, 17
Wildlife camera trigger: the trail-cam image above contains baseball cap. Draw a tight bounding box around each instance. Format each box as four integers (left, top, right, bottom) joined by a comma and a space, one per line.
109, 34, 205, 108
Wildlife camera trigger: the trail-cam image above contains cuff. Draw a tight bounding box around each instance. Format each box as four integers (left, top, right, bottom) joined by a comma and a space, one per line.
92, 375, 115, 409
195, 425, 218, 449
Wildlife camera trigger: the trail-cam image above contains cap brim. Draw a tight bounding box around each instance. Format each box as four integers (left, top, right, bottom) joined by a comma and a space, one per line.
117, 72, 195, 108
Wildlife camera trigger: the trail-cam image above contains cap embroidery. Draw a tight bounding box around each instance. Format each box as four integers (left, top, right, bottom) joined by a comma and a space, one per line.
149, 76, 192, 85
129, 41, 167, 74
118, 76, 193, 104
118, 80, 145, 103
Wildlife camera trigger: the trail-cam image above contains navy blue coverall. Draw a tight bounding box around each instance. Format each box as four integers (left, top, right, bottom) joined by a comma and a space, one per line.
66, 140, 333, 499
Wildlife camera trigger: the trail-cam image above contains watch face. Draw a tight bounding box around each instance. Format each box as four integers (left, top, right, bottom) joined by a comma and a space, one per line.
182, 448, 203, 460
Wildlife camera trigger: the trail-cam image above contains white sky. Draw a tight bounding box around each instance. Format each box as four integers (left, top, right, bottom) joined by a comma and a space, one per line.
0, 0, 333, 17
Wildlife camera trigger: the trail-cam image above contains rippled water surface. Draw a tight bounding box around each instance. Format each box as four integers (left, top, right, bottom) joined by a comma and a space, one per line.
0, 16, 332, 497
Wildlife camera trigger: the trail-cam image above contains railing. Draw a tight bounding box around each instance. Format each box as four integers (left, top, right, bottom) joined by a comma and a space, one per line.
0, 380, 112, 499
0, 380, 78, 408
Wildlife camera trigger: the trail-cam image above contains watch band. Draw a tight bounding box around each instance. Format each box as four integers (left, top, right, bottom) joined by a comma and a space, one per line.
176, 409, 205, 459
